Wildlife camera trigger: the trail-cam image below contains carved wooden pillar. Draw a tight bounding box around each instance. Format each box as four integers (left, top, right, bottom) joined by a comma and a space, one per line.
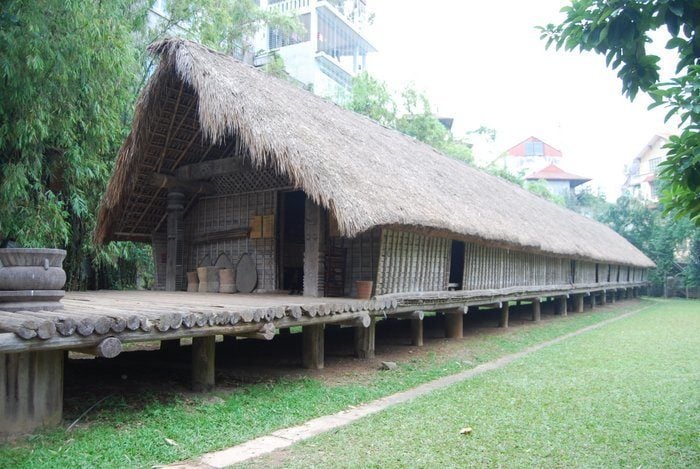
303, 199, 324, 297
166, 189, 185, 292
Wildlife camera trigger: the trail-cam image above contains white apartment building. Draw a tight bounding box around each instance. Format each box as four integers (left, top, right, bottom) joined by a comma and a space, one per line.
255, 0, 376, 98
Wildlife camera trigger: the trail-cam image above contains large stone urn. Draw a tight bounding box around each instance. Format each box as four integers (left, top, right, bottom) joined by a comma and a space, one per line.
0, 248, 67, 311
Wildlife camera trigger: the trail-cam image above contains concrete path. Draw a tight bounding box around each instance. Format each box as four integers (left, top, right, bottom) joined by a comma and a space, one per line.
166, 304, 648, 468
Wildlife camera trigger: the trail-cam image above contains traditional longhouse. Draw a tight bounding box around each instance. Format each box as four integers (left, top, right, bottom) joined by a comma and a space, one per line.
0, 38, 652, 437
96, 38, 652, 294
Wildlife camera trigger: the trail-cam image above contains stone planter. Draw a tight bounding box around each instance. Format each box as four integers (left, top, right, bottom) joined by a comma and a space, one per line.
0, 248, 66, 311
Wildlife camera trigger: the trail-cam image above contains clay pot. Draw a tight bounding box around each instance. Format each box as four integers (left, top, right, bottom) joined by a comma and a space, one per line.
355, 280, 374, 300
186, 271, 199, 292
0, 248, 66, 311
218, 268, 236, 294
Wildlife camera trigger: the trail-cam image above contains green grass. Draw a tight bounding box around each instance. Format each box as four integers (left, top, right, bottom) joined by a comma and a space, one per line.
255, 299, 700, 468
0, 300, 659, 468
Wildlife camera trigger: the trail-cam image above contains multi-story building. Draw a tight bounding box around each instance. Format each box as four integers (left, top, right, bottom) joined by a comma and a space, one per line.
622, 134, 669, 203
494, 136, 590, 197
524, 163, 591, 198
500, 136, 563, 175
255, 0, 376, 98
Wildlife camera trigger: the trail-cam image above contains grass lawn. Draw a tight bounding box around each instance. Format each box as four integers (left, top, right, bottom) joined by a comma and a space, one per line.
250, 298, 700, 468
0, 299, 670, 468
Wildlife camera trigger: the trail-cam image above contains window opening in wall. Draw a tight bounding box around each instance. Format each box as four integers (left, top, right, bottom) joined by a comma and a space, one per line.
595, 263, 599, 283
524, 140, 545, 156
449, 240, 466, 289
279, 191, 305, 292
570, 260, 576, 284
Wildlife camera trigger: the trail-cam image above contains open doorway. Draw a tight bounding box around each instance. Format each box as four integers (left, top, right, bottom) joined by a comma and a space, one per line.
279, 191, 305, 293
449, 240, 466, 289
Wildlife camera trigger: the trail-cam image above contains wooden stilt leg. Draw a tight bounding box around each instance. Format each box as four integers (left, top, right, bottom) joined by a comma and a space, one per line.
191, 336, 215, 391
0, 350, 64, 437
600, 290, 607, 305
411, 317, 424, 346
499, 303, 509, 328
302, 324, 324, 369
532, 298, 541, 322
557, 296, 568, 317
590, 293, 596, 309
444, 310, 463, 338
575, 294, 584, 313
160, 339, 180, 354
354, 317, 376, 359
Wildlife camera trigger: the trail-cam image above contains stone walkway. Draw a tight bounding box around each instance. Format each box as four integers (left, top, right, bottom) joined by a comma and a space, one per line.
166, 305, 648, 468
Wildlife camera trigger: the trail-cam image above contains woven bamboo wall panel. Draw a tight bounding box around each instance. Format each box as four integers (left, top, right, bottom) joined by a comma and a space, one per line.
462, 243, 569, 290
213, 167, 289, 194
328, 228, 381, 297
184, 190, 277, 291
375, 229, 450, 295
152, 232, 167, 290
575, 261, 597, 285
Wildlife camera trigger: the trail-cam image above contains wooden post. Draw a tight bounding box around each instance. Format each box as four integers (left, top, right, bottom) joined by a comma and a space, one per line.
444, 308, 464, 338
600, 290, 607, 305
303, 199, 324, 297
499, 302, 509, 328
557, 296, 568, 317
1, 350, 64, 437
531, 298, 541, 322
354, 317, 376, 359
609, 290, 616, 304
590, 293, 597, 309
411, 317, 424, 346
574, 294, 584, 313
302, 324, 324, 369
166, 189, 185, 292
191, 336, 215, 391
160, 338, 180, 354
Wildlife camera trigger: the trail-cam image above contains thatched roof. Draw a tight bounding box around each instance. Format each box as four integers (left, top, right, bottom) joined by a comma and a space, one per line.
96, 38, 653, 268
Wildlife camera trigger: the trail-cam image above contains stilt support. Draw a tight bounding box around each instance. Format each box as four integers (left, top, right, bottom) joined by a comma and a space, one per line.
354, 317, 376, 359
574, 294, 584, 313
160, 338, 180, 354
556, 296, 568, 317
444, 308, 464, 338
499, 302, 509, 328
531, 298, 541, 322
302, 324, 324, 369
411, 316, 424, 346
1, 350, 64, 438
191, 336, 215, 391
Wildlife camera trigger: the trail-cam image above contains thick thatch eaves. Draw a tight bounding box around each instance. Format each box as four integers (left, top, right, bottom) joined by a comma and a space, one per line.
96, 38, 654, 268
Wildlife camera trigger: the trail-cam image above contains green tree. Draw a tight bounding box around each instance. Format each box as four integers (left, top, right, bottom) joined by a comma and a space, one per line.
346, 72, 396, 127
601, 195, 696, 289
0, 0, 297, 289
0, 0, 149, 288
540, 0, 700, 224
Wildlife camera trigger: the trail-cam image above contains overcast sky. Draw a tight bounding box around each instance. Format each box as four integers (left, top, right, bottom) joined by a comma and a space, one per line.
365, 0, 676, 200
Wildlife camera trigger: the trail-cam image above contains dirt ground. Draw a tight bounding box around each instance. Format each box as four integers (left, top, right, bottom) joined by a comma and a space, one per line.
62, 300, 576, 419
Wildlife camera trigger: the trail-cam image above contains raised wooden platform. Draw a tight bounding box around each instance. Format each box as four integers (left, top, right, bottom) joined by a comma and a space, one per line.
0, 282, 648, 353
0, 290, 393, 352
